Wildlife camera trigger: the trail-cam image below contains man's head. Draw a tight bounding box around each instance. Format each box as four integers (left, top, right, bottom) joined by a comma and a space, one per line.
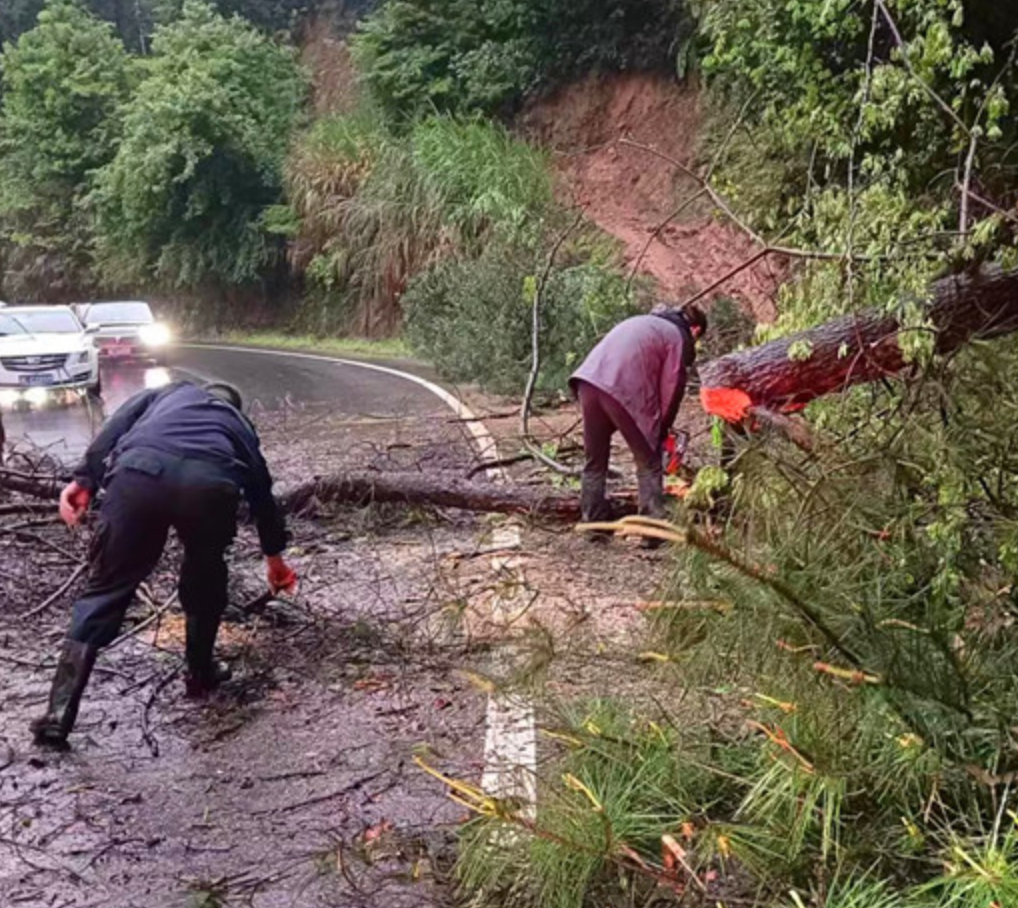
205, 382, 243, 411
652, 303, 708, 341
683, 304, 708, 341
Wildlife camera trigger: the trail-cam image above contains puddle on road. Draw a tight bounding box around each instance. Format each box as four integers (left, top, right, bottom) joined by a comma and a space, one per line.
2, 364, 175, 463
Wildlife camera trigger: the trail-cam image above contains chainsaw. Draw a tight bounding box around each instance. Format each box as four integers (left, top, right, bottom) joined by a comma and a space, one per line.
663, 430, 689, 476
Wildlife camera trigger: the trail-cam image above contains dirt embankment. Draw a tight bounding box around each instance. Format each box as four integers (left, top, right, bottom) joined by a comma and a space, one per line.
520, 73, 782, 323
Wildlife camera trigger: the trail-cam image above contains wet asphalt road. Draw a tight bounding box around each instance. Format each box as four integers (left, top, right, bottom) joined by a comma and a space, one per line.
2, 344, 452, 463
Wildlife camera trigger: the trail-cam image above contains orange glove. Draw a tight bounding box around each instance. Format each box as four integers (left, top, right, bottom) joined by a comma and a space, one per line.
266, 554, 297, 596
59, 481, 92, 527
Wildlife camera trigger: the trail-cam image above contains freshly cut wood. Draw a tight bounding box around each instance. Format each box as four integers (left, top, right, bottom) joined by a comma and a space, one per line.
698, 267, 1018, 416
279, 470, 603, 520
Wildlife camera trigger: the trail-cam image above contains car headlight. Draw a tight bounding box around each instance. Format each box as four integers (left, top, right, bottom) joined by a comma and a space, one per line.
74, 350, 91, 364
139, 323, 171, 346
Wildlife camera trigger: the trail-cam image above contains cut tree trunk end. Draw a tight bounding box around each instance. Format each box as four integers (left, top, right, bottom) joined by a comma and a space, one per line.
698, 266, 1018, 420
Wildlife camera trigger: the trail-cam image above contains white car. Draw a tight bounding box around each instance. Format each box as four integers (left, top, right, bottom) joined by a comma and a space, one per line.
0, 306, 101, 407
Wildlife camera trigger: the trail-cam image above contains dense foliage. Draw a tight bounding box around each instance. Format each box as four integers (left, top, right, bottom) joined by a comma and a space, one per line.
0, 0, 363, 50
352, 0, 693, 119
450, 2, 1018, 907
696, 0, 1018, 337
405, 241, 636, 393
90, 0, 303, 289
0, 0, 131, 297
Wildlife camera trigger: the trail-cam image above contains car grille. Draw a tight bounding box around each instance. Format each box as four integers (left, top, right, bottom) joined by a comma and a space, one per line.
1, 354, 70, 373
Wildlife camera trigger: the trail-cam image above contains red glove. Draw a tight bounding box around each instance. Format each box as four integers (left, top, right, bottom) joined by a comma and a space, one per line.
59, 481, 92, 527
266, 554, 297, 595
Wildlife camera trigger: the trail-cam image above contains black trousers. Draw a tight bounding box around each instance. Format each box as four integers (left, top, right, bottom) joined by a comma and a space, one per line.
68, 451, 239, 648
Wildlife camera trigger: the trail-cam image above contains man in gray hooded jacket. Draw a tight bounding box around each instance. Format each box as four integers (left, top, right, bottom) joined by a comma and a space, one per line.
569, 305, 706, 522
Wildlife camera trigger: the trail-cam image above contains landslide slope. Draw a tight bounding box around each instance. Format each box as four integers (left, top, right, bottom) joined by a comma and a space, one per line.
520, 73, 782, 322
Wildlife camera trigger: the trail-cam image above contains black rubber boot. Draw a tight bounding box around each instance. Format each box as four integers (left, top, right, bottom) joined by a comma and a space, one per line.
580, 470, 613, 522
580, 470, 614, 541
636, 467, 667, 519
184, 613, 231, 699
30, 639, 98, 750
636, 467, 668, 549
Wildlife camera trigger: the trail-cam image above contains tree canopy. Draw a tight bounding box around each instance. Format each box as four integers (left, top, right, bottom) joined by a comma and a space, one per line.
0, 0, 131, 297
91, 0, 304, 289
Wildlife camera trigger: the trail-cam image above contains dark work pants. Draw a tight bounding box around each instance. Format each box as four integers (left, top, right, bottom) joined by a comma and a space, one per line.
69, 454, 239, 649
577, 381, 663, 518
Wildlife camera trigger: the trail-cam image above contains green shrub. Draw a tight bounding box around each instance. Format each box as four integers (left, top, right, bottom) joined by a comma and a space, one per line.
352, 0, 694, 119
403, 242, 636, 394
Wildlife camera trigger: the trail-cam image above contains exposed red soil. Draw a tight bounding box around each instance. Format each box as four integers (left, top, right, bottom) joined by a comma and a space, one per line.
520, 73, 783, 323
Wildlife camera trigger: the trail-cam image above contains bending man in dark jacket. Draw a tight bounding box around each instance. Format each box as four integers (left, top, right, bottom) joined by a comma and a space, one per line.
32, 381, 297, 749
570, 305, 706, 522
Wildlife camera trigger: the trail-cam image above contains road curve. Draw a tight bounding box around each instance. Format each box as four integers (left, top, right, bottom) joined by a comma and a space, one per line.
2, 343, 477, 464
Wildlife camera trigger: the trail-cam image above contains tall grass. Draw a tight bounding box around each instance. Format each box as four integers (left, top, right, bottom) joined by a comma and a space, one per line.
285, 112, 553, 336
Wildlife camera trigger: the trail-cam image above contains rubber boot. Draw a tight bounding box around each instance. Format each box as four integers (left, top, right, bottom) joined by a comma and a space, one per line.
636, 466, 667, 519
30, 639, 98, 750
580, 470, 612, 523
636, 467, 668, 548
184, 613, 232, 699
580, 469, 614, 542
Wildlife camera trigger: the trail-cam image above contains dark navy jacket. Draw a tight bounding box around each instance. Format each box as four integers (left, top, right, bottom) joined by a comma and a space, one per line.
73, 381, 288, 556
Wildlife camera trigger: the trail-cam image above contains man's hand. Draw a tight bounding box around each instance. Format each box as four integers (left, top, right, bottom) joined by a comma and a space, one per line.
266, 554, 298, 596
59, 482, 92, 527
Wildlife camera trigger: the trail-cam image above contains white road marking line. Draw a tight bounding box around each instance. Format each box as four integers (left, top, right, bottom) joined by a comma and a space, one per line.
180, 343, 538, 809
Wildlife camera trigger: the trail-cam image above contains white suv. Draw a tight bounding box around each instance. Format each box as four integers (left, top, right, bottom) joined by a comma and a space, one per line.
0, 306, 101, 407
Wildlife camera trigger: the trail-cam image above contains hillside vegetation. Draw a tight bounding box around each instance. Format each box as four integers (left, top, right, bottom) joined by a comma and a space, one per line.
4, 3, 1018, 904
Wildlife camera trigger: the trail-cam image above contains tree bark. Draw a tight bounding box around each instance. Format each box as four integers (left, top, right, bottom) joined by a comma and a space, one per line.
698, 267, 1018, 414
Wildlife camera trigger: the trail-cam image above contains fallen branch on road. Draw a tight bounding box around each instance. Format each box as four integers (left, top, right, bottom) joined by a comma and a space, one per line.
279, 470, 623, 521
20, 563, 88, 620
0, 468, 65, 500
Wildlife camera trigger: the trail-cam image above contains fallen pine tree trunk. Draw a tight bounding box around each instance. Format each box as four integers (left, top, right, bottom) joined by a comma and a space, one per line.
699, 266, 1018, 419
278, 470, 598, 520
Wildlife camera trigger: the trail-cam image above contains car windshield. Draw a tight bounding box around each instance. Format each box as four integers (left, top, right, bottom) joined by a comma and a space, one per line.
0, 313, 31, 337
84, 302, 154, 325
9, 310, 81, 334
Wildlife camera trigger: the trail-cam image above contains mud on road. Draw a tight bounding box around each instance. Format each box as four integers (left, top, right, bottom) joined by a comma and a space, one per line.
0, 400, 493, 908
1, 394, 671, 908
